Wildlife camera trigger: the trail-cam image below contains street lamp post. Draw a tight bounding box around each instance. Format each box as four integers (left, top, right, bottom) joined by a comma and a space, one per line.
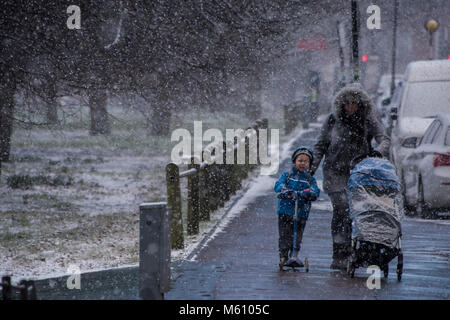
390, 0, 398, 96
425, 19, 439, 60
351, 0, 360, 82
336, 20, 346, 89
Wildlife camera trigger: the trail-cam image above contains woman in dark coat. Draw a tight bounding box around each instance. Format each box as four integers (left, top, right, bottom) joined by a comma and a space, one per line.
311, 83, 390, 270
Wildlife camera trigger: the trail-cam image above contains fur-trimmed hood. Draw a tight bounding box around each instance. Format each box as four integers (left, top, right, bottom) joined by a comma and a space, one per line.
332, 82, 374, 122
311, 83, 391, 194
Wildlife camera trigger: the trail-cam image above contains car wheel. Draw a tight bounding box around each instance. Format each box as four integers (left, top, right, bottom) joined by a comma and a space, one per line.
401, 171, 415, 216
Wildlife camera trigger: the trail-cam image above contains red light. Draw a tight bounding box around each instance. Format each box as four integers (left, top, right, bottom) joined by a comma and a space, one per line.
362, 55, 368, 62
433, 153, 450, 167
448, 55, 450, 60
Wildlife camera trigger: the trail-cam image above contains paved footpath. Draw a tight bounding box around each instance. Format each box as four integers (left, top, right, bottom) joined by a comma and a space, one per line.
166, 126, 450, 300
32, 125, 450, 300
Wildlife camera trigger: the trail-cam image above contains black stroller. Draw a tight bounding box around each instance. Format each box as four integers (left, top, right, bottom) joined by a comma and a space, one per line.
346, 156, 404, 281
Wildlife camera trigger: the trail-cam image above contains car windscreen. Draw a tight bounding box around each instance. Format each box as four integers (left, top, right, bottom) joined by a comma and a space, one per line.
402, 81, 450, 117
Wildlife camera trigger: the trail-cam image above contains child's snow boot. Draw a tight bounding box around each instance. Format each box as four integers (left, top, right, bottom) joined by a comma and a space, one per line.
279, 257, 286, 271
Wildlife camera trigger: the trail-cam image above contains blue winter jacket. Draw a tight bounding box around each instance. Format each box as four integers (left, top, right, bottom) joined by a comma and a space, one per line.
274, 167, 320, 220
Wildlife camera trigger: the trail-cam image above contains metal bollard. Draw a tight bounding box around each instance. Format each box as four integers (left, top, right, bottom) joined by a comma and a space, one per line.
139, 202, 171, 300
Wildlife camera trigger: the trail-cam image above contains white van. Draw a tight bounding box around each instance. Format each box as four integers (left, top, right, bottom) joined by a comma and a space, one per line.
390, 59, 450, 209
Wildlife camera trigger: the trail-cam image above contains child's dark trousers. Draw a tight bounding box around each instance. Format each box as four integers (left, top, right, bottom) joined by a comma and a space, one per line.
278, 214, 307, 260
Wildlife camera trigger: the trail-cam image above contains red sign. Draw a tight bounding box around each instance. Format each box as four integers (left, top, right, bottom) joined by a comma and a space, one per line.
298, 38, 327, 51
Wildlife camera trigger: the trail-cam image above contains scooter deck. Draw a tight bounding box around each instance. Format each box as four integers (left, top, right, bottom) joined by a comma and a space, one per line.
279, 257, 309, 272
284, 260, 304, 268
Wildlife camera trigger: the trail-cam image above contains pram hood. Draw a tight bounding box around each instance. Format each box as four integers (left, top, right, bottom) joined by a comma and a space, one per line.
347, 157, 403, 247
347, 157, 402, 192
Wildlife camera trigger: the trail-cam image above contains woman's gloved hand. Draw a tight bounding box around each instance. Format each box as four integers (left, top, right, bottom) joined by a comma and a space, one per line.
369, 150, 383, 158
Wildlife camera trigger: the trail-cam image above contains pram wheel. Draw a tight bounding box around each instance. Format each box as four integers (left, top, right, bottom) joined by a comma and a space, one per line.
397, 251, 403, 281
383, 264, 389, 278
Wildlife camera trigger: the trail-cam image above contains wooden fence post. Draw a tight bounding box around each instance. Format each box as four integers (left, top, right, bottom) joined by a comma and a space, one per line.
165, 163, 184, 249
19, 280, 36, 300
251, 122, 259, 170
231, 137, 242, 194
214, 142, 226, 208
284, 104, 291, 134
187, 157, 200, 235
198, 167, 210, 221
261, 118, 268, 130
199, 151, 210, 221
256, 119, 262, 165
222, 141, 231, 202
244, 128, 251, 177
208, 163, 218, 211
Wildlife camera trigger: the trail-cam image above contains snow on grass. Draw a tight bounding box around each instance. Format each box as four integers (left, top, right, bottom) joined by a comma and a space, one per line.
1, 106, 285, 280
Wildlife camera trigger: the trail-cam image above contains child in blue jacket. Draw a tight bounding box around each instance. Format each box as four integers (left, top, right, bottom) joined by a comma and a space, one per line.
274, 146, 320, 269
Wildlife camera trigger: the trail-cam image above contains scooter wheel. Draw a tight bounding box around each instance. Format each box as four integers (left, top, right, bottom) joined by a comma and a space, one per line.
304, 257, 309, 272
383, 264, 389, 278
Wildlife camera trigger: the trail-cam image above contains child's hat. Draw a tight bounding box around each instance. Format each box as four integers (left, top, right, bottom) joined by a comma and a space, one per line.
292, 146, 314, 163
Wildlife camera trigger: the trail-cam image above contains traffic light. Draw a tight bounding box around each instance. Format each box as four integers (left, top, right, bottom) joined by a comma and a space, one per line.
362, 55, 368, 62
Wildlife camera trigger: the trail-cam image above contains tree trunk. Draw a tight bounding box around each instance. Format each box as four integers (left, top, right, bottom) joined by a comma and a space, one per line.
44, 77, 58, 124
88, 88, 111, 135
0, 69, 16, 162
150, 104, 171, 136
150, 89, 171, 136
246, 71, 262, 121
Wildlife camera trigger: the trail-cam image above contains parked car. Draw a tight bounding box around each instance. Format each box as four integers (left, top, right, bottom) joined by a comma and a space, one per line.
401, 114, 450, 218
382, 81, 404, 136
390, 60, 450, 214
375, 74, 403, 119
